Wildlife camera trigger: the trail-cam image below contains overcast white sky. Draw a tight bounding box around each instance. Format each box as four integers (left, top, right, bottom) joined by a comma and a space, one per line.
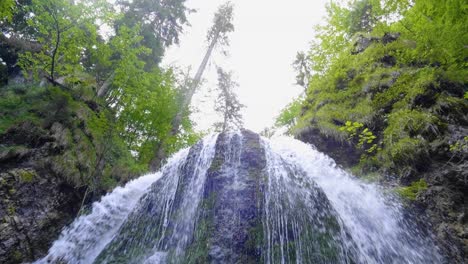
163, 0, 329, 133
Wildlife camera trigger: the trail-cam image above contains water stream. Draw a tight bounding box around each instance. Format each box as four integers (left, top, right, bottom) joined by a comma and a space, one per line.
36, 131, 443, 263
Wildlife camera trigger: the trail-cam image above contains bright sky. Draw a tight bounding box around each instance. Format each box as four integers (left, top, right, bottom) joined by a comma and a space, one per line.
163, 0, 329, 133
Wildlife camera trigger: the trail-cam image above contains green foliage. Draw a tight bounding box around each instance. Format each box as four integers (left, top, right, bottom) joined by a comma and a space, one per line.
396, 179, 428, 201
0, 85, 43, 133
0, 83, 146, 192
384, 109, 441, 143
115, 0, 192, 67
449, 136, 468, 154
340, 121, 378, 153
43, 86, 77, 127
282, 0, 467, 179
275, 98, 303, 130
17, 0, 108, 81
0, 0, 15, 22
114, 66, 195, 164
3, 0, 199, 174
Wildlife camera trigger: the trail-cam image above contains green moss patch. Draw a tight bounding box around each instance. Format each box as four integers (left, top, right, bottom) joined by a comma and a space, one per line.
395, 179, 428, 201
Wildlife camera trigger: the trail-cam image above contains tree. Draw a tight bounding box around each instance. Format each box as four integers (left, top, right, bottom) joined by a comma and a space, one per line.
292, 51, 312, 90
5, 0, 197, 171
17, 0, 107, 84
214, 67, 244, 132
175, 1, 235, 129
0, 0, 14, 23
275, 97, 303, 131
149, 1, 235, 170
115, 0, 193, 68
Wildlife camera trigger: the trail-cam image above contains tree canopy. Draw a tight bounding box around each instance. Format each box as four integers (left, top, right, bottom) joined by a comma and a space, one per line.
0, 0, 199, 174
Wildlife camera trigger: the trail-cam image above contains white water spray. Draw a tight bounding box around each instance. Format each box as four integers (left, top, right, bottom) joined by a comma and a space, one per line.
35, 132, 443, 264
36, 148, 191, 264
263, 135, 443, 263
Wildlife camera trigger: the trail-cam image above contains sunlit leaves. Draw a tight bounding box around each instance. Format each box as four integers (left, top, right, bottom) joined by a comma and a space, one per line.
18, 0, 110, 81
0, 0, 15, 22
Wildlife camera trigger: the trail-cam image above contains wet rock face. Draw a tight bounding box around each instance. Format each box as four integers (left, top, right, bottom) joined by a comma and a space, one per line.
94, 131, 268, 263
95, 130, 350, 263
296, 126, 361, 168
419, 161, 468, 263
0, 122, 82, 264
198, 130, 266, 263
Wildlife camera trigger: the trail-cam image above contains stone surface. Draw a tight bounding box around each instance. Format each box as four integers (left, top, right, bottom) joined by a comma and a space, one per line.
0, 122, 83, 263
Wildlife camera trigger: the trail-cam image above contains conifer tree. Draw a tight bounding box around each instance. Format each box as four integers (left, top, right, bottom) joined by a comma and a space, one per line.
150, 1, 234, 169
214, 67, 244, 132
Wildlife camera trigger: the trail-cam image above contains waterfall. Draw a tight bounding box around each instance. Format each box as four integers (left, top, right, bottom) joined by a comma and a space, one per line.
263, 136, 443, 263
35, 131, 443, 264
36, 146, 192, 264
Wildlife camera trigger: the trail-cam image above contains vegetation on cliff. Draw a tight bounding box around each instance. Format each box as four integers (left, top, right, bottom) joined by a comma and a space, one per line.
0, 1, 200, 261
0, 0, 200, 189
279, 0, 467, 181
277, 0, 467, 260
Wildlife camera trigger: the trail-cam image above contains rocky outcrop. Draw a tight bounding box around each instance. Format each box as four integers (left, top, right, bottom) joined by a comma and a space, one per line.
352, 32, 400, 54
295, 126, 361, 168
419, 161, 468, 262
0, 122, 84, 263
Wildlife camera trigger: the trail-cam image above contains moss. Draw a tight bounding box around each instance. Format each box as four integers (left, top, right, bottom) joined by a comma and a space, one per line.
395, 179, 428, 201
0, 82, 167, 202
183, 192, 217, 264
11, 250, 23, 262
382, 137, 428, 169
282, 19, 467, 182
245, 220, 263, 256
0, 145, 28, 154
0, 177, 7, 187
351, 167, 381, 182
7, 205, 15, 215
17, 169, 35, 183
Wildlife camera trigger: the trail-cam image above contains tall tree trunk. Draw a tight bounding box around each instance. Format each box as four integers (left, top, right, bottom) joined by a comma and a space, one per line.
97, 72, 115, 98
149, 31, 219, 170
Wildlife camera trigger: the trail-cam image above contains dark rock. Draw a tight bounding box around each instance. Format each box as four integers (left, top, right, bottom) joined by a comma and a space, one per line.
381, 32, 400, 44
295, 126, 361, 168
201, 130, 266, 263
418, 161, 468, 263
381, 55, 396, 67
84, 100, 99, 112
0, 122, 83, 263
352, 35, 380, 54
0, 122, 53, 148
352, 32, 400, 54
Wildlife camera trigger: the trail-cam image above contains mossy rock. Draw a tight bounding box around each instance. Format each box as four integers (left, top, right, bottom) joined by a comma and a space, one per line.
395, 178, 428, 201
9, 168, 36, 183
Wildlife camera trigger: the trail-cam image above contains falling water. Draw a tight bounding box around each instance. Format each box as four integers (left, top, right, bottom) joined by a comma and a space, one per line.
35, 131, 443, 264
36, 147, 191, 264
263, 136, 443, 263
